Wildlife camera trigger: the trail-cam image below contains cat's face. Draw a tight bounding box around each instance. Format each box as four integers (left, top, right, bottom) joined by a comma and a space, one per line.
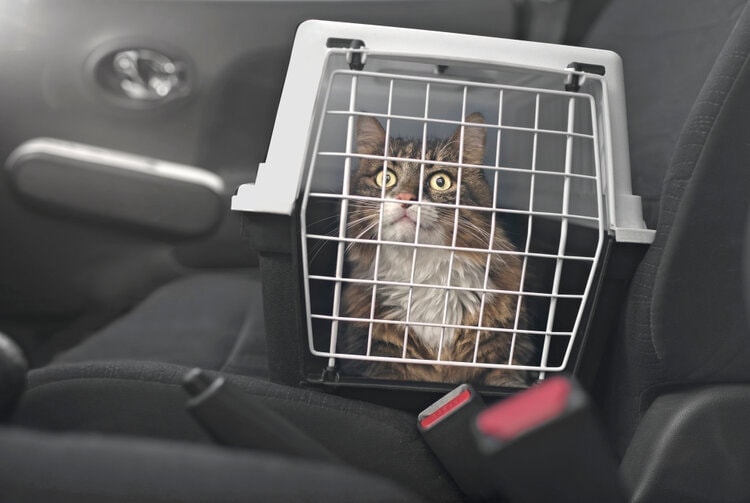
348, 113, 494, 248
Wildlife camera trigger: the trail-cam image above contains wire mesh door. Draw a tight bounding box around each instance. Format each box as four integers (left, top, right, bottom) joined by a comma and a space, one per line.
301, 59, 605, 389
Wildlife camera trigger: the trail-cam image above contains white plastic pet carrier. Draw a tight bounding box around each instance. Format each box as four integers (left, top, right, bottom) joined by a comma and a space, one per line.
233, 20, 654, 397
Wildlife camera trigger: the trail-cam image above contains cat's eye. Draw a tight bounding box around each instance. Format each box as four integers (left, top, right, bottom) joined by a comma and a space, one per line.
375, 168, 397, 188
429, 172, 453, 191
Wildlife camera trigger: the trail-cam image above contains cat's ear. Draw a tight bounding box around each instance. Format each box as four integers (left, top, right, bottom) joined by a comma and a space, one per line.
356, 115, 386, 155
450, 112, 486, 165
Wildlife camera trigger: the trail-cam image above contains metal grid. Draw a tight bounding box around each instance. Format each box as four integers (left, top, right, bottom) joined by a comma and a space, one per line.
300, 53, 605, 379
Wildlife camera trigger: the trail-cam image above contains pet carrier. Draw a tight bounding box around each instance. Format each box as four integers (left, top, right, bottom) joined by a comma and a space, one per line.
233, 20, 654, 403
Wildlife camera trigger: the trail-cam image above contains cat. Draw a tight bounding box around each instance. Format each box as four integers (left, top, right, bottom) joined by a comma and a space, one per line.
338, 112, 536, 387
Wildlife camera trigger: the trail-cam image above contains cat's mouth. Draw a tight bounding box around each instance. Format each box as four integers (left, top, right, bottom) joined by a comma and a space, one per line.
396, 214, 417, 225
380, 204, 444, 244
387, 206, 420, 229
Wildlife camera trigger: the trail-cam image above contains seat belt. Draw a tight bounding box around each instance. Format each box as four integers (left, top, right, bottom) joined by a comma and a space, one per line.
418, 376, 627, 502
182, 368, 339, 463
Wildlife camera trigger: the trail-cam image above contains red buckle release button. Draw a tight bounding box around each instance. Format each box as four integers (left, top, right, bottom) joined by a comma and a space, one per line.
477, 376, 571, 441
419, 388, 473, 430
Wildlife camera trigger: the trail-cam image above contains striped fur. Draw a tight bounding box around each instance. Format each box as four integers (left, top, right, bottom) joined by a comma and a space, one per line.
340, 113, 536, 387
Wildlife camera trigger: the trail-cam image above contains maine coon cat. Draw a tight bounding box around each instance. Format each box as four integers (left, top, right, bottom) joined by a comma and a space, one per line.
340, 112, 536, 387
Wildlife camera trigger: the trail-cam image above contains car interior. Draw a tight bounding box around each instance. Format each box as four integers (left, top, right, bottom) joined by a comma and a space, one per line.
2, 0, 750, 501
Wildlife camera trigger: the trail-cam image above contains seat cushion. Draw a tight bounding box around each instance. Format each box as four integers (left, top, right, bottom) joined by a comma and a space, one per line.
0, 426, 420, 503
54, 271, 268, 377
15, 361, 462, 502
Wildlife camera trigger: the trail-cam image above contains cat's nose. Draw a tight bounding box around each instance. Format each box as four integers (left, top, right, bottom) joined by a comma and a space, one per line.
395, 193, 417, 208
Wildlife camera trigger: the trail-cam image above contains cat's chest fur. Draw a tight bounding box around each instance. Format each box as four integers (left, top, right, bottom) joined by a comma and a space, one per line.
374, 245, 488, 351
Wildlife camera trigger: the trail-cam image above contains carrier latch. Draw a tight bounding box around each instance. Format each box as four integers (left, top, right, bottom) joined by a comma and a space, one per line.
565, 62, 606, 92
326, 37, 366, 70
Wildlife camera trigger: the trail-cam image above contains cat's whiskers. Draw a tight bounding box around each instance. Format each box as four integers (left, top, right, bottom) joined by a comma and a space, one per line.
431, 208, 513, 270
307, 207, 381, 263
307, 214, 347, 264
346, 219, 383, 253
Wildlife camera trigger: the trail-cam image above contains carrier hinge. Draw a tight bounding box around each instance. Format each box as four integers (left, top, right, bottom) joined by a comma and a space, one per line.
565, 62, 606, 92
326, 38, 367, 70
320, 366, 341, 383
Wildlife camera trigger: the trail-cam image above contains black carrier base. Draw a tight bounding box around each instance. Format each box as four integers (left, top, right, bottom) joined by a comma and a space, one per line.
246, 209, 646, 412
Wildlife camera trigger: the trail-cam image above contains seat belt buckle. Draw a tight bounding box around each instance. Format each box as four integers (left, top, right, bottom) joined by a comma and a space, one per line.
472, 375, 627, 503
417, 384, 495, 500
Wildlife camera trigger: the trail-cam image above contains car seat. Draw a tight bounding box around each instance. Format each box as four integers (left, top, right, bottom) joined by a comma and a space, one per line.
0, 426, 419, 503
0, 331, 420, 503
583, 0, 750, 449
586, 0, 750, 500
46, 271, 269, 378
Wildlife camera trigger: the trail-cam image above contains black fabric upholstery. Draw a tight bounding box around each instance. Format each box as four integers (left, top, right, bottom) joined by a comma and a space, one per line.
620, 385, 750, 503
14, 2, 750, 500
584, 0, 747, 229
599, 1, 750, 454
54, 271, 269, 378
16, 269, 459, 499
0, 426, 419, 503
15, 361, 461, 502
0, 331, 26, 419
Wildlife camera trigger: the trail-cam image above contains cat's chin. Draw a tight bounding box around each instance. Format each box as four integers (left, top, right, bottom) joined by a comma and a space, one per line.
382, 220, 417, 242
380, 202, 439, 242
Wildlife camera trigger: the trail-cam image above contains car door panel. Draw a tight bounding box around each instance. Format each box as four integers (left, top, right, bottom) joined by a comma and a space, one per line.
0, 0, 516, 325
